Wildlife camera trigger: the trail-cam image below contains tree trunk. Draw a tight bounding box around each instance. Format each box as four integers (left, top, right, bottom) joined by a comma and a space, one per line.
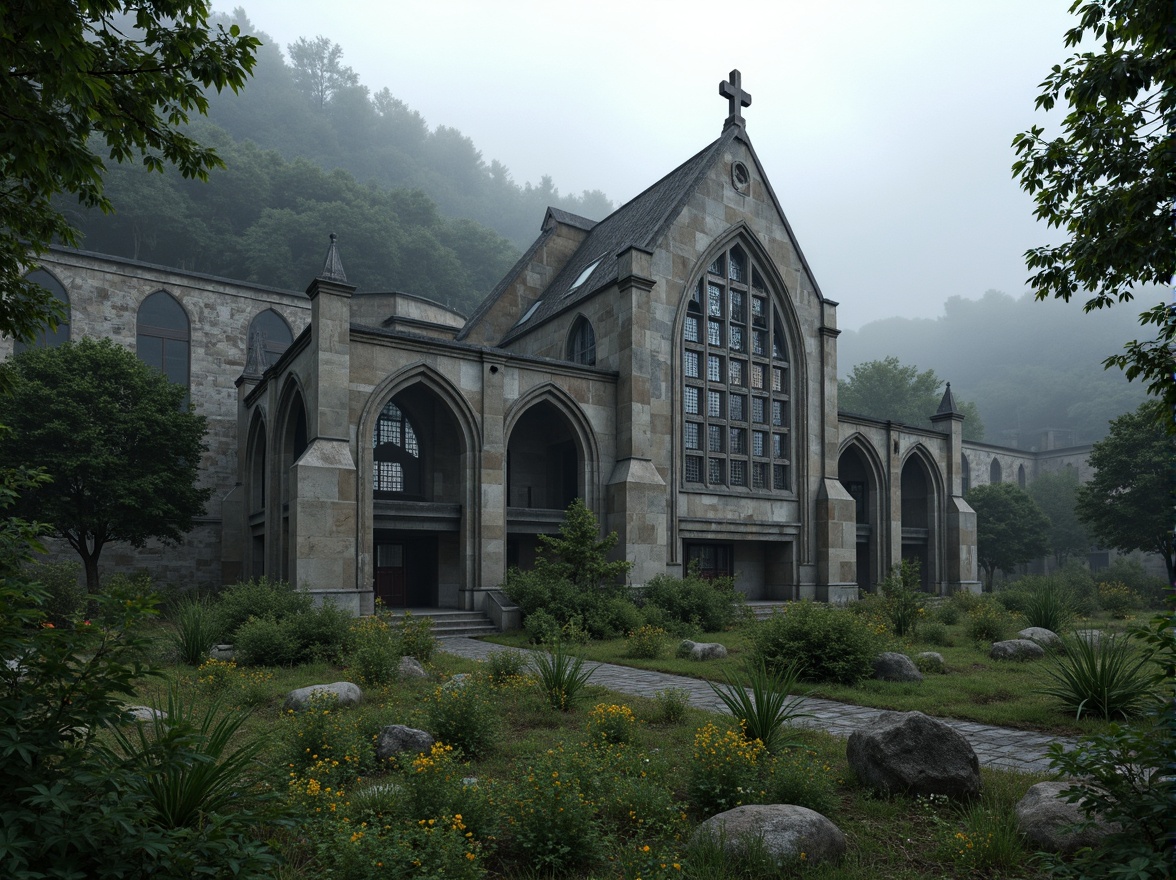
79, 546, 101, 594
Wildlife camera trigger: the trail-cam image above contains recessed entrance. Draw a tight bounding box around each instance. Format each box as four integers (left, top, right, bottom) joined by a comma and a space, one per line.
374, 534, 438, 608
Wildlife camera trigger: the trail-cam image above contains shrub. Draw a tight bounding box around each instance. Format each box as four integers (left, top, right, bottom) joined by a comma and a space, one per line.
948, 587, 983, 615
0, 574, 280, 880
650, 687, 690, 725
213, 577, 311, 642
920, 621, 953, 647
287, 600, 350, 663
1036, 613, 1173, 878
966, 598, 1014, 643
195, 658, 274, 708
523, 607, 560, 644
1055, 560, 1099, 614
586, 702, 638, 745
1039, 632, 1157, 719
639, 568, 744, 632
426, 674, 502, 759
687, 722, 766, 816
751, 601, 882, 685
483, 648, 529, 682
934, 599, 961, 625
880, 558, 925, 637
394, 609, 436, 663
1099, 557, 1168, 608
282, 692, 377, 786
345, 615, 401, 686
326, 813, 485, 880
707, 659, 811, 754
993, 586, 1030, 614
234, 615, 300, 666
625, 624, 669, 659
1096, 580, 1140, 618
500, 744, 602, 873
25, 560, 84, 625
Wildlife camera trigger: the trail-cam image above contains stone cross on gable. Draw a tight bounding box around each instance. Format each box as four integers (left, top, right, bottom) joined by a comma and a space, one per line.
719, 69, 751, 128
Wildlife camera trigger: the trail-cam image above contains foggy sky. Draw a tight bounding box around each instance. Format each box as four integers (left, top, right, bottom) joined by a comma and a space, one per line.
223, 1, 1080, 330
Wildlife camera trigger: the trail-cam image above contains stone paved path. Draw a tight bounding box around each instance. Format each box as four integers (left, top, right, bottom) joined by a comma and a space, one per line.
438, 636, 1075, 775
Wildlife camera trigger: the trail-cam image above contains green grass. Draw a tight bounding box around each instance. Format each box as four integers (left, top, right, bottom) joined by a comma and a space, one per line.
128, 648, 1054, 880
484, 611, 1148, 736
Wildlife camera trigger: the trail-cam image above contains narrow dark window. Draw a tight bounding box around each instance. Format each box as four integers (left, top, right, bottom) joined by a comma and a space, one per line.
137, 291, 190, 390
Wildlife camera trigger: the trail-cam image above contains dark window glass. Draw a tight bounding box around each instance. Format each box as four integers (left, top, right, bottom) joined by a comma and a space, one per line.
137, 291, 189, 390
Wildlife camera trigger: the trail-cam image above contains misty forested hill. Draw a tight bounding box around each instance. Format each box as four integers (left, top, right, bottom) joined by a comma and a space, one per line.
61, 10, 613, 314
838, 290, 1156, 445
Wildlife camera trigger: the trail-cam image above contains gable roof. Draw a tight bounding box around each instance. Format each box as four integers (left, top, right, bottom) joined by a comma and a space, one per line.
496, 128, 738, 344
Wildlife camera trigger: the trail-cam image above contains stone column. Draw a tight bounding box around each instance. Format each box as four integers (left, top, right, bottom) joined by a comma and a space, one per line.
477, 353, 507, 609
814, 303, 856, 602
932, 394, 981, 595
606, 246, 667, 586
293, 267, 360, 612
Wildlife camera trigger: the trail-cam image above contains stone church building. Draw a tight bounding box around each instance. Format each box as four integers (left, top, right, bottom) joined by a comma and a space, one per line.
9, 73, 1096, 615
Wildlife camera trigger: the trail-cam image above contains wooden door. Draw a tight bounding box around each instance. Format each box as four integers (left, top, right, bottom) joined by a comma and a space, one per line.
375, 542, 407, 607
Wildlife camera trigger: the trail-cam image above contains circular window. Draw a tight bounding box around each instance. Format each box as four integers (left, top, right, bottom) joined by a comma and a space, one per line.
732, 161, 750, 193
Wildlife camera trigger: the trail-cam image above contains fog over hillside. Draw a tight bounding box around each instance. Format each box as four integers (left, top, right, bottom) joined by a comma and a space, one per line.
837, 290, 1158, 447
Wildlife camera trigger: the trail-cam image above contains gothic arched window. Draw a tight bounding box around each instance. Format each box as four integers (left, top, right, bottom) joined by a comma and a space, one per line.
566, 316, 596, 366
247, 309, 293, 371
990, 458, 1002, 484
137, 291, 190, 389
682, 243, 791, 492
373, 401, 421, 496
961, 454, 971, 494
14, 269, 70, 353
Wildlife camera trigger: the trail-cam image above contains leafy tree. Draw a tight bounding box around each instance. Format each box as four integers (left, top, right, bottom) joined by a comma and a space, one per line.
1028, 467, 1091, 565
1012, 0, 1175, 417
1076, 400, 1175, 583
0, 1, 258, 345
0, 339, 213, 592
839, 356, 985, 440
287, 35, 359, 109
535, 498, 633, 593
966, 482, 1050, 591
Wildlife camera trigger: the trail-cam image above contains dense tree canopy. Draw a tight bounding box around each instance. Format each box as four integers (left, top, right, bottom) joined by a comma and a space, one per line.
1076, 401, 1175, 583
838, 356, 984, 440
1027, 467, 1090, 565
0, 1, 258, 344
966, 482, 1050, 591
1012, 0, 1175, 416
0, 340, 213, 592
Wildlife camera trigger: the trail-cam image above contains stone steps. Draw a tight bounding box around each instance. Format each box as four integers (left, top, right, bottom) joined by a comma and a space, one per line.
382, 609, 498, 637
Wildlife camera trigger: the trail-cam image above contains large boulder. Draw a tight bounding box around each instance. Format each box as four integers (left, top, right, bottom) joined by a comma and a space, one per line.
989, 639, 1046, 661
678, 640, 728, 661
375, 724, 435, 761
847, 710, 980, 800
1017, 627, 1062, 651
692, 804, 845, 866
399, 656, 428, 679
872, 652, 924, 682
1015, 781, 1119, 854
124, 705, 166, 723
209, 644, 235, 661
283, 681, 363, 712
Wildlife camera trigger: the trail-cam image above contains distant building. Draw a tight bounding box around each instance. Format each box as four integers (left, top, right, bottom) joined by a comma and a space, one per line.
6, 73, 1119, 610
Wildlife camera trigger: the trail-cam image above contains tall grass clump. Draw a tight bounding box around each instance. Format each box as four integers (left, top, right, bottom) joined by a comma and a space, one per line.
1018, 576, 1074, 633
1038, 632, 1157, 719
707, 659, 810, 754
532, 640, 595, 710
751, 601, 882, 685
170, 597, 220, 666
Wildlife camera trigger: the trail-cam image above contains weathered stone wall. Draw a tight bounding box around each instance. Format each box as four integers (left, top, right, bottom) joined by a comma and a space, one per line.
8, 249, 310, 592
